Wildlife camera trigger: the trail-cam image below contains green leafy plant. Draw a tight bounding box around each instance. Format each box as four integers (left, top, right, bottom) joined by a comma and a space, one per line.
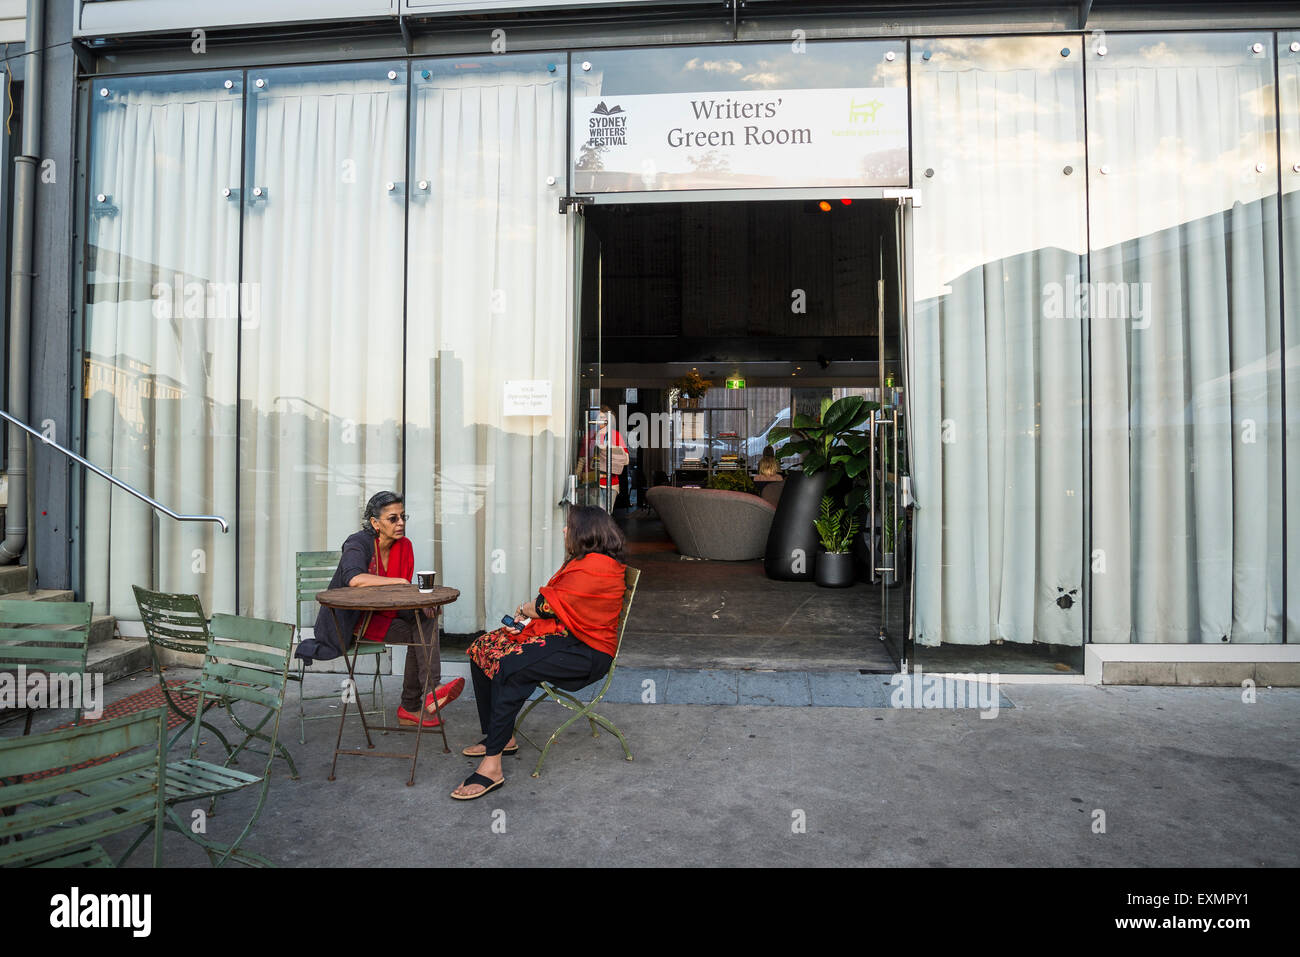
814, 495, 860, 554
767, 394, 875, 492
670, 371, 712, 399
705, 471, 756, 495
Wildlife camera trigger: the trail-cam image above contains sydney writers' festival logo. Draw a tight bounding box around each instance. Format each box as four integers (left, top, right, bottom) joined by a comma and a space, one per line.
848, 97, 884, 124
587, 100, 629, 148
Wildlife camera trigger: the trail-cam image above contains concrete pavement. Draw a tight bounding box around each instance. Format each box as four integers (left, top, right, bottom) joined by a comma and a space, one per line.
60, 672, 1299, 867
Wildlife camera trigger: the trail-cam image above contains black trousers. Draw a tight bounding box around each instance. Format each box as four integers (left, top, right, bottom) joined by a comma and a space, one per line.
471, 633, 612, 756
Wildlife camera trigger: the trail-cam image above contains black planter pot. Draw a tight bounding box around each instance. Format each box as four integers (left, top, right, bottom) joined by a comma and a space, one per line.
764, 470, 830, 581
816, 551, 855, 588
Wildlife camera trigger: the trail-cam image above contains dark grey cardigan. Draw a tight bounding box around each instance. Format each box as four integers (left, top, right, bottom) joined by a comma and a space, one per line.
294, 529, 378, 664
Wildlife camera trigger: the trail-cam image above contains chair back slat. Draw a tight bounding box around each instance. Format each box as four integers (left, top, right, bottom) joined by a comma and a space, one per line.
210, 644, 289, 672
0, 709, 166, 867
132, 585, 213, 656
201, 679, 281, 711
0, 627, 88, 645
202, 660, 287, 695
211, 613, 295, 651
295, 551, 341, 630
0, 601, 94, 627
0, 643, 88, 662
1, 747, 159, 809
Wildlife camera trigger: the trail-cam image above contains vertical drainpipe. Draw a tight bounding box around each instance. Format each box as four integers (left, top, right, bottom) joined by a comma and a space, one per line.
0, 0, 46, 564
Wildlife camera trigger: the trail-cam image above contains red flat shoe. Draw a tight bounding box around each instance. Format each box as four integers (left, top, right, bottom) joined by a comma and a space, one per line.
426, 677, 465, 713
397, 705, 442, 728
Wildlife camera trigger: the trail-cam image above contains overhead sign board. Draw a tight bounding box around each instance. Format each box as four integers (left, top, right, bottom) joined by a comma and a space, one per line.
573, 87, 908, 193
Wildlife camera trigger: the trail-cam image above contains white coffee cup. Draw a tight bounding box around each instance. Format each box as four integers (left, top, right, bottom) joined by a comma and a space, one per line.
417, 570, 436, 593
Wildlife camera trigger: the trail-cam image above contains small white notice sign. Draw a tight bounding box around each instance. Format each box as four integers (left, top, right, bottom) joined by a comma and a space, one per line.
503, 380, 553, 416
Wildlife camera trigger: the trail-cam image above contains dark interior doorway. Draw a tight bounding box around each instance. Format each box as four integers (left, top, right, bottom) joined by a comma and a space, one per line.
577, 199, 904, 673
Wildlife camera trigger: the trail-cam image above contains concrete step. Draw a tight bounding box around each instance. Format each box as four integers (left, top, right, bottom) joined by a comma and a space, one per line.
86, 638, 152, 684
0, 564, 28, 593
89, 615, 116, 645
0, 585, 118, 656
0, 588, 72, 603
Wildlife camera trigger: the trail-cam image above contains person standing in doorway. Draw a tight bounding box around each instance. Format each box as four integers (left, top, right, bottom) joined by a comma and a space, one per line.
577, 405, 628, 515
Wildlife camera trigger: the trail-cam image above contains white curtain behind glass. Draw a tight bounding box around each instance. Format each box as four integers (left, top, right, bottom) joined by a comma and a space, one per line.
1088, 37, 1284, 644
84, 83, 241, 619
240, 70, 406, 621
406, 65, 572, 633
1280, 41, 1300, 644
910, 39, 1087, 647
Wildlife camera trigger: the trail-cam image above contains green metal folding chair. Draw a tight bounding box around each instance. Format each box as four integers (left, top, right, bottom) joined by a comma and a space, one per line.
0, 708, 167, 868
514, 566, 640, 778
132, 585, 235, 754
115, 612, 295, 868
294, 550, 386, 744
0, 600, 94, 735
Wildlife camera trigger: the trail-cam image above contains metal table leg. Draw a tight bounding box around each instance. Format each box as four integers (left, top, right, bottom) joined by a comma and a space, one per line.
328, 609, 374, 782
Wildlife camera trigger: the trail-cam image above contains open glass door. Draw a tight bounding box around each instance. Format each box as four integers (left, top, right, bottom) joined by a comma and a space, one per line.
871, 196, 914, 672
570, 208, 610, 510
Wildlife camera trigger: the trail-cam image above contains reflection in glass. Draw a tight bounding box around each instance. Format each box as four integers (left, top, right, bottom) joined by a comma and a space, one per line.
1088, 33, 1283, 643
910, 36, 1087, 648
239, 62, 406, 620
83, 74, 242, 617
406, 55, 572, 634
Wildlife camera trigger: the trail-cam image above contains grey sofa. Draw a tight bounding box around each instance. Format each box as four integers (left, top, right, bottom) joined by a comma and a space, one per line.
646, 486, 777, 560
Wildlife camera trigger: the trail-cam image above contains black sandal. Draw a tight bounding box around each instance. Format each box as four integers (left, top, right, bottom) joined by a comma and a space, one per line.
451, 772, 505, 801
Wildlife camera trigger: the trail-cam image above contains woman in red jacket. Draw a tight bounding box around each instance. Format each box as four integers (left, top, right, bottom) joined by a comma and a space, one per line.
451, 505, 628, 800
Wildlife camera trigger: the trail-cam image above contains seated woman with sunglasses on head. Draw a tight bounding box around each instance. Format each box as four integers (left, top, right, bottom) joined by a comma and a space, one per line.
294, 490, 463, 727
451, 505, 628, 801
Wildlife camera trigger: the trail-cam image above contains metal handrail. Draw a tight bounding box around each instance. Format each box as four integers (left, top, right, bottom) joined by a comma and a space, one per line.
0, 408, 229, 533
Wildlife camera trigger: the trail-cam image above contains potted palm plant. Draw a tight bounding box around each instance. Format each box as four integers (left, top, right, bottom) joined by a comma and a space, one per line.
813, 496, 859, 587
762, 395, 874, 581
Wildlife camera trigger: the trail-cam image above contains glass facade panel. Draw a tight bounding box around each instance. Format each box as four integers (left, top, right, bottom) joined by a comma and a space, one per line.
571, 40, 907, 192
239, 62, 407, 620
1281, 33, 1300, 643
1087, 33, 1283, 643
78, 28, 1295, 655
83, 73, 242, 617
909, 36, 1088, 649
405, 55, 572, 634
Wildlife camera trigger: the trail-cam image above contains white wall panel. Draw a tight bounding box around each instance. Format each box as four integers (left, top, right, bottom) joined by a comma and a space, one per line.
75, 0, 397, 38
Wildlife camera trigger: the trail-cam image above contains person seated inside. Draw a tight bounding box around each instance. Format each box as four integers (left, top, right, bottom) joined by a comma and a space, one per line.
451, 505, 628, 800
295, 490, 463, 728
755, 444, 784, 483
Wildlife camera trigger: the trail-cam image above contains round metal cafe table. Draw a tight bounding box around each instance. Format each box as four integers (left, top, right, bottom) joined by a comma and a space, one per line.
316, 583, 460, 786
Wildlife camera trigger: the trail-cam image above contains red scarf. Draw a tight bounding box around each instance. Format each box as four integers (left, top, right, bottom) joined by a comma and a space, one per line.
536, 553, 627, 657
360, 536, 413, 641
